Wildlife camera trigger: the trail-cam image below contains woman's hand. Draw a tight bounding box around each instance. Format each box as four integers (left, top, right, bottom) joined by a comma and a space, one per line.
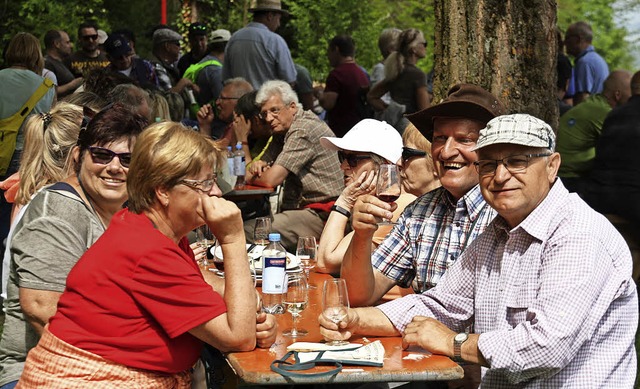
200, 196, 244, 244
256, 312, 278, 348
190, 241, 206, 264
336, 170, 377, 210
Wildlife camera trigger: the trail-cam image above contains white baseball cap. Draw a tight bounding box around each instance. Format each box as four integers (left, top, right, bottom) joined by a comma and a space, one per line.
320, 119, 402, 163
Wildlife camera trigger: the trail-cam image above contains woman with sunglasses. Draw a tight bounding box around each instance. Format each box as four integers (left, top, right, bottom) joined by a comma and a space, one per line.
317, 119, 406, 275
19, 122, 275, 387
399, 124, 441, 197
0, 104, 146, 389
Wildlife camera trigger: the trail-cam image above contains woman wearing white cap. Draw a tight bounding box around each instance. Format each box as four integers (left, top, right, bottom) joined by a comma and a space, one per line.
317, 119, 409, 275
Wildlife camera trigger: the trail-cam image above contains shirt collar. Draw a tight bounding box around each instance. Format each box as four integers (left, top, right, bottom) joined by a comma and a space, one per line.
444, 184, 488, 221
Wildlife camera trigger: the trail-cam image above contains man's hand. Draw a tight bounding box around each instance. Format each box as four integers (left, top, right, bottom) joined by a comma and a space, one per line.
196, 104, 215, 137
318, 307, 359, 343
247, 160, 271, 178
256, 312, 278, 348
401, 316, 455, 357
233, 112, 251, 143
351, 195, 397, 234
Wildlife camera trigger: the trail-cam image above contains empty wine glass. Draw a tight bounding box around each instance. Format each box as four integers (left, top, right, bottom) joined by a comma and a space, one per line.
322, 278, 350, 346
283, 272, 309, 337
253, 217, 272, 245
195, 225, 214, 268
296, 236, 317, 289
375, 164, 401, 225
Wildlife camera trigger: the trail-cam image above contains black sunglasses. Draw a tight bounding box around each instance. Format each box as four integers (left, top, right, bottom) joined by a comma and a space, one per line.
401, 147, 427, 162
82, 34, 99, 41
88, 146, 132, 168
337, 151, 371, 168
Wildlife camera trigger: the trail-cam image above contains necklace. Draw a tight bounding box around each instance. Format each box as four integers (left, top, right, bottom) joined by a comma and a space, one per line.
77, 176, 107, 230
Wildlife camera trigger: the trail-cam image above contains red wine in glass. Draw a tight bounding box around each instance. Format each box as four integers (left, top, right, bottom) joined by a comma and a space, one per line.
376, 164, 401, 225
378, 194, 400, 203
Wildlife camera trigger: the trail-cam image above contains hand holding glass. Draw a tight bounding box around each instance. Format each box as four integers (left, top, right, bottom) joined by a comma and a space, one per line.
376, 164, 401, 225
296, 236, 317, 289
283, 272, 309, 337
195, 225, 214, 268
322, 278, 350, 346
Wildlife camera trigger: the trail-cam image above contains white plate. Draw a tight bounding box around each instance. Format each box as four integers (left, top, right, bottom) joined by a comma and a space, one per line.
213, 244, 300, 271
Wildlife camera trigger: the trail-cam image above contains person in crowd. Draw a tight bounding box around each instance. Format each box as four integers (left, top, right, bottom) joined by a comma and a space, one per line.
111, 28, 137, 56
293, 63, 315, 111
194, 29, 231, 107
61, 91, 108, 112
367, 28, 430, 132
148, 89, 172, 122
178, 22, 209, 76
556, 28, 573, 116
320, 113, 638, 388
244, 80, 343, 252
104, 34, 158, 89
371, 28, 401, 89
0, 104, 147, 389
96, 29, 108, 52
82, 67, 133, 101
107, 84, 153, 121
317, 35, 370, 138
151, 27, 195, 94
43, 30, 83, 97
17, 121, 277, 387
232, 90, 272, 164
316, 119, 403, 275
399, 124, 441, 198
197, 77, 253, 144
223, 0, 296, 89
556, 70, 632, 194
564, 21, 610, 105
1, 103, 83, 302
0, 32, 56, 266
65, 21, 110, 77
340, 84, 501, 307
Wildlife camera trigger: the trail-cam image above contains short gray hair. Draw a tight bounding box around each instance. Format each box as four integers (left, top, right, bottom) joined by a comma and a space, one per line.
256, 80, 299, 106
223, 77, 253, 98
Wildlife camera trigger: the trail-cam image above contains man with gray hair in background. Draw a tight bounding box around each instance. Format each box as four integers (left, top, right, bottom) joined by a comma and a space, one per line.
245, 80, 343, 252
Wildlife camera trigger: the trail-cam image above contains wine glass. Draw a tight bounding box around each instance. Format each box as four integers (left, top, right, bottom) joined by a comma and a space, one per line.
283, 272, 309, 337
375, 164, 401, 225
321, 278, 350, 346
211, 238, 225, 276
296, 236, 317, 289
195, 225, 214, 268
253, 217, 272, 245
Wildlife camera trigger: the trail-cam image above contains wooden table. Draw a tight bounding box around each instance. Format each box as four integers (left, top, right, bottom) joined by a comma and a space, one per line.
225, 272, 464, 385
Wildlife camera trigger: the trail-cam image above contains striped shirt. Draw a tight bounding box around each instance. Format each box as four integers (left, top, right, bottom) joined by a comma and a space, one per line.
372, 185, 496, 291
379, 180, 638, 387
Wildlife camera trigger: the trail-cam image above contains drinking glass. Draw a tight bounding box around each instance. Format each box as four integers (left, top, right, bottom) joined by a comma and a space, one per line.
253, 217, 272, 245
283, 272, 309, 337
375, 164, 401, 225
321, 278, 350, 346
296, 236, 317, 289
195, 225, 214, 268
211, 238, 225, 276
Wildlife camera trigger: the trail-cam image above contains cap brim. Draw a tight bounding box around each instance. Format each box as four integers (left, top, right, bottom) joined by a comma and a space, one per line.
248, 7, 290, 15
320, 136, 371, 154
406, 101, 497, 141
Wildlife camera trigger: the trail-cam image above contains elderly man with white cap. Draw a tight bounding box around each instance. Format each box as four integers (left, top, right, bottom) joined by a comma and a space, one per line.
316, 119, 408, 274
320, 113, 638, 388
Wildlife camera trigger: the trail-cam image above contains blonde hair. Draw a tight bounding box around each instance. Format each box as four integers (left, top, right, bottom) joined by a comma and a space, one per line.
5, 32, 44, 74
148, 90, 171, 122
402, 123, 435, 172
384, 28, 425, 81
16, 102, 83, 205
127, 122, 222, 212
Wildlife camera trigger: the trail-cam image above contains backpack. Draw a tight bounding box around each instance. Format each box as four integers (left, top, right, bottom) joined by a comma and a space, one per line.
0, 78, 54, 175
182, 59, 222, 83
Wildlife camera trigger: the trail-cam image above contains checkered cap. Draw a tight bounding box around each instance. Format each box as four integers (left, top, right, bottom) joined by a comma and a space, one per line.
472, 113, 555, 151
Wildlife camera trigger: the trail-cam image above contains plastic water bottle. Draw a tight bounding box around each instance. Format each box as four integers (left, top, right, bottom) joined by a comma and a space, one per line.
185, 87, 199, 119
261, 233, 287, 314
233, 142, 246, 189
226, 146, 235, 178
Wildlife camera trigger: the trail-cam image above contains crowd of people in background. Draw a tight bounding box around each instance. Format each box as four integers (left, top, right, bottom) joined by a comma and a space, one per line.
0, 0, 638, 387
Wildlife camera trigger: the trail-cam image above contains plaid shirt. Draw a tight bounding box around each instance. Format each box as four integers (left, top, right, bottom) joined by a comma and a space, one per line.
373, 185, 496, 291
379, 180, 638, 387
261, 108, 343, 209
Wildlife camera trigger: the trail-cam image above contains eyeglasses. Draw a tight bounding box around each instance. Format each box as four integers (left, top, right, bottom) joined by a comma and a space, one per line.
88, 146, 132, 168
180, 176, 218, 193
218, 95, 239, 101
258, 106, 285, 121
81, 34, 99, 41
474, 153, 552, 176
401, 147, 427, 162
337, 151, 372, 168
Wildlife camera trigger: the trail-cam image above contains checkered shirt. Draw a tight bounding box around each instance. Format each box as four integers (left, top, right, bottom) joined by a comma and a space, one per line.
378, 180, 638, 387
261, 108, 343, 209
373, 185, 496, 291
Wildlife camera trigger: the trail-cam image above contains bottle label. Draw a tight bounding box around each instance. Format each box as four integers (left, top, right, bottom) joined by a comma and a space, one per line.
227, 158, 235, 176
262, 256, 286, 294
234, 155, 246, 176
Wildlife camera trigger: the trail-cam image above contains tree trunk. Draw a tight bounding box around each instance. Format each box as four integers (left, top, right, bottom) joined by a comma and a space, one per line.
433, 0, 558, 129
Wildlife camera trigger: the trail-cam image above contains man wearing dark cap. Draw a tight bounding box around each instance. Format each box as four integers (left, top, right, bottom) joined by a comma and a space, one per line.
321, 113, 637, 387
222, 0, 297, 89
177, 22, 209, 76
341, 83, 503, 308
105, 34, 158, 89
151, 28, 195, 94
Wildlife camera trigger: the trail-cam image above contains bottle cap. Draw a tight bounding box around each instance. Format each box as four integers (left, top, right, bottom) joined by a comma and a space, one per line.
268, 233, 280, 241
236, 143, 242, 150
227, 146, 232, 151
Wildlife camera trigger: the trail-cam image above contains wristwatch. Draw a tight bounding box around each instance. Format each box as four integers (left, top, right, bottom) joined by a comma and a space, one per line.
453, 332, 468, 363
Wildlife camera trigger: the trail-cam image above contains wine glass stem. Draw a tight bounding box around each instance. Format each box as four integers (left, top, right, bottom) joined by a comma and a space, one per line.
292, 313, 299, 334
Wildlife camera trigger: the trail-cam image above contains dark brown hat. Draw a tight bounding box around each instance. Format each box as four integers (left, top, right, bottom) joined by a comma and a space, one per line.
406, 83, 505, 141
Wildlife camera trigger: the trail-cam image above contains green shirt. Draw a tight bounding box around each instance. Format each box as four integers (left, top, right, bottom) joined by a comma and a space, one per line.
557, 94, 611, 178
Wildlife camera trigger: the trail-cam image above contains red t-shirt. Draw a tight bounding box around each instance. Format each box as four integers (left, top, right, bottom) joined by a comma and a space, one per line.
49, 209, 226, 374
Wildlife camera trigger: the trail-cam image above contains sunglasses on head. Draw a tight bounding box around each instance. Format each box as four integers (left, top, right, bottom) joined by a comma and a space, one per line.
401, 147, 427, 162
337, 151, 372, 168
88, 146, 132, 168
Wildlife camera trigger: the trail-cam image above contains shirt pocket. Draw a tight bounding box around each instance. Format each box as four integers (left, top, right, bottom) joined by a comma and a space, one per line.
504, 283, 537, 329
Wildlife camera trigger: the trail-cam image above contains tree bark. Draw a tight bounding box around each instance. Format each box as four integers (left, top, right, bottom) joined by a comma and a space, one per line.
433, 0, 559, 129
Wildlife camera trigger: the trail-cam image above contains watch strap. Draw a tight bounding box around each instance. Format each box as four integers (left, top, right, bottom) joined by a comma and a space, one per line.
330, 204, 351, 218
453, 333, 468, 363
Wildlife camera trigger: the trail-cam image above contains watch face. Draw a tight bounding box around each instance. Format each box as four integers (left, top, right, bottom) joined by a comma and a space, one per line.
454, 333, 468, 342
